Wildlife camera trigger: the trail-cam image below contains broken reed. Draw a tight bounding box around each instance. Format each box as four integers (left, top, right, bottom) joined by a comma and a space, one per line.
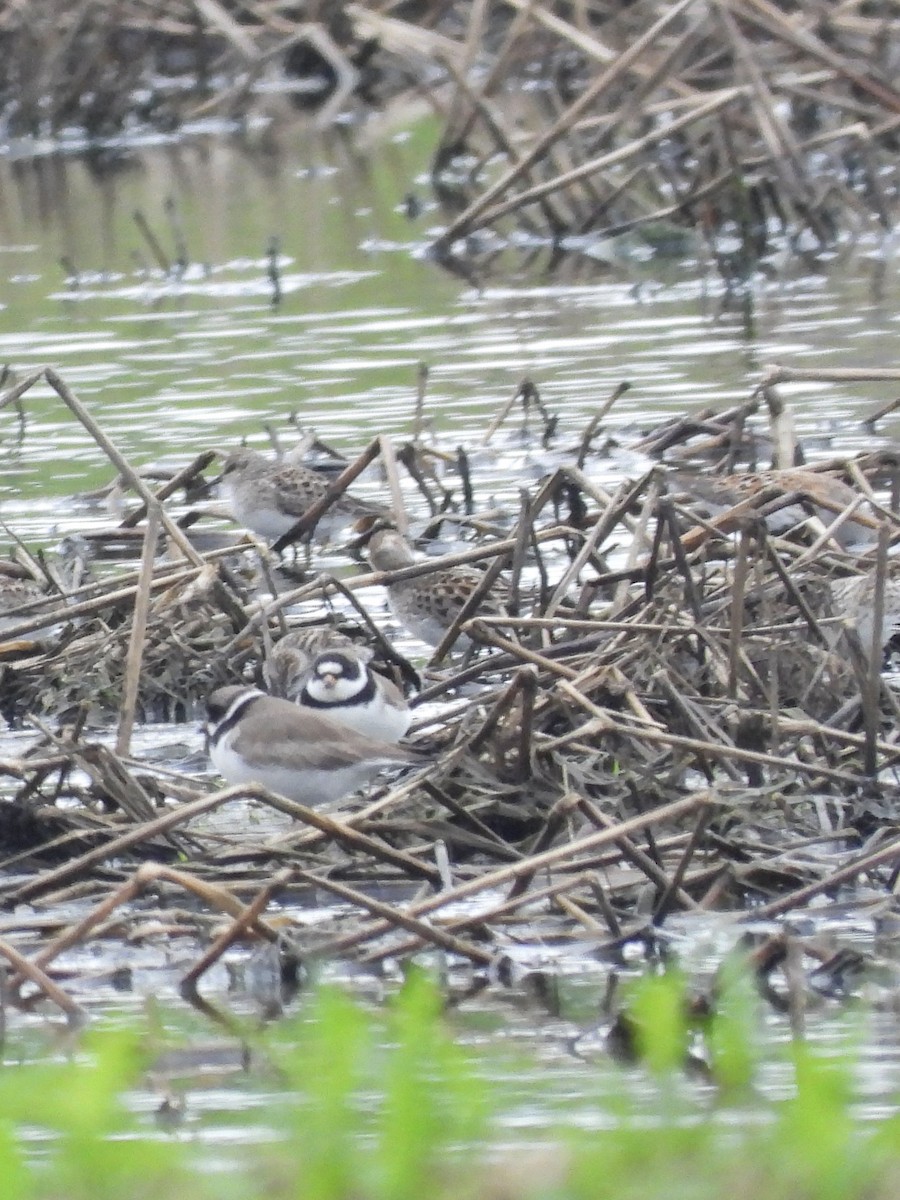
431, 0, 900, 272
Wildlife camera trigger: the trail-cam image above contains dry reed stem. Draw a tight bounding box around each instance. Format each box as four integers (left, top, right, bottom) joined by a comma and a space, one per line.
6, 785, 272, 905
313, 793, 714, 961
44, 369, 204, 567
5, 361, 900, 986
379, 434, 409, 535
181, 867, 294, 998
434, 0, 698, 247
291, 868, 495, 966
6, 862, 282, 1004
430, 541, 513, 663
359, 868, 615, 964
749, 832, 900, 921
231, 782, 441, 885
462, 86, 745, 232
0, 935, 85, 1022
576, 794, 701, 913
271, 436, 383, 551
116, 505, 161, 757
735, 0, 900, 113
121, 449, 216, 528
552, 682, 868, 788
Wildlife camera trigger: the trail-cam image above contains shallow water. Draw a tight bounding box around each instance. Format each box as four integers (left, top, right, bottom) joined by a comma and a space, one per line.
1, 116, 899, 532
1, 113, 899, 1135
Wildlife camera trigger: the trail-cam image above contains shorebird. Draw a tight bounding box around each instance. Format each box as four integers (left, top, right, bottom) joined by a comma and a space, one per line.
826, 570, 900, 659
218, 447, 385, 544
297, 647, 410, 742
366, 528, 505, 650
204, 685, 421, 805
263, 628, 359, 699
264, 630, 410, 742
680, 468, 877, 546
0, 561, 56, 638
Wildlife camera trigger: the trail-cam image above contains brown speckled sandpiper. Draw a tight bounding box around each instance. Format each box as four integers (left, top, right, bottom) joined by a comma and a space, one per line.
367, 528, 505, 650
219, 447, 385, 544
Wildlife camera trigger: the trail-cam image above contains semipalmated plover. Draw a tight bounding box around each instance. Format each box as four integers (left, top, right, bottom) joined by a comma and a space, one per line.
298, 648, 411, 743
367, 528, 505, 649
204, 685, 419, 804
219, 447, 384, 543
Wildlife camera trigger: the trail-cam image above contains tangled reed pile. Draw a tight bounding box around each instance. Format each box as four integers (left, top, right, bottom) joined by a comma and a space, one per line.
5, 3, 900, 280
2, 363, 900, 1022
430, 0, 900, 276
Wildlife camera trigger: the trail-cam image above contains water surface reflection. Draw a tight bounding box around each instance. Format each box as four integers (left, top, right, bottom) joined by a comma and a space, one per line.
1, 122, 897, 537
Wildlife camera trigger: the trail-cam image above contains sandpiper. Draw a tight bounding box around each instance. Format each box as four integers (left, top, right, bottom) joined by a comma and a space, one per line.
204, 685, 420, 805
366, 528, 505, 650
218, 447, 385, 544
826, 570, 900, 660
680, 468, 877, 546
263, 627, 358, 698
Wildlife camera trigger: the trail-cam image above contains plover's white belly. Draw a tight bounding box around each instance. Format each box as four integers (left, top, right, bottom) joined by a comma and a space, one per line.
210, 738, 383, 804
312, 696, 411, 743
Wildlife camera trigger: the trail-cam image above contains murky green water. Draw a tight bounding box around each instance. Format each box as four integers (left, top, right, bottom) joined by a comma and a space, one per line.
2, 110, 898, 536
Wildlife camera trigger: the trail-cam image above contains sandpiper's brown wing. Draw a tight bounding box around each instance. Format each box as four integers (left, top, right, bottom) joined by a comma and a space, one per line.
266, 630, 373, 697
268, 464, 331, 518
398, 565, 505, 621
270, 464, 385, 523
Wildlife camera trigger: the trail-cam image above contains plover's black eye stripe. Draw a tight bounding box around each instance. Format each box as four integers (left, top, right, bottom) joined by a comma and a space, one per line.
209, 690, 264, 745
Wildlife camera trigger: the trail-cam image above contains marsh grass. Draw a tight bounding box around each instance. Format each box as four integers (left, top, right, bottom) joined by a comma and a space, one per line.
0, 968, 896, 1200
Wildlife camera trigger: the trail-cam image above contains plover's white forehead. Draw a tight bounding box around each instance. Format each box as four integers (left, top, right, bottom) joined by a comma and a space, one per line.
316, 657, 345, 674
314, 652, 363, 677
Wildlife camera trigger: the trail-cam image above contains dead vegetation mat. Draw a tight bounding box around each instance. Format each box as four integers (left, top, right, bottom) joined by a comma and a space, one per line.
1, 366, 900, 1022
